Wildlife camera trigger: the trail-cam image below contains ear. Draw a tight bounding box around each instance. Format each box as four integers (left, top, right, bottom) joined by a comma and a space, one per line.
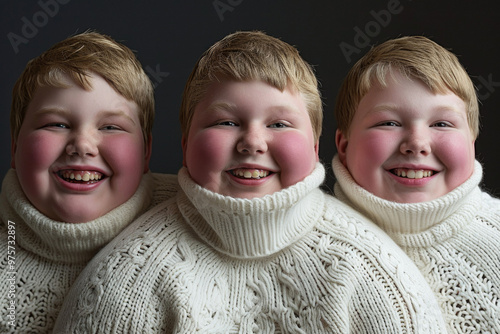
314, 141, 320, 162
335, 129, 349, 166
143, 134, 153, 173
181, 135, 188, 167
10, 139, 17, 169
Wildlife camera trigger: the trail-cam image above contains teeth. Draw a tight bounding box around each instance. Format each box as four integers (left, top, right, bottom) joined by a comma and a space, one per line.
59, 170, 103, 183
231, 169, 270, 179
393, 168, 434, 179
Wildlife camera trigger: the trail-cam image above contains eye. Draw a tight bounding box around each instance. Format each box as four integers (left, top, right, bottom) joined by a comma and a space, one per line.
376, 121, 400, 127
43, 123, 68, 129
431, 121, 452, 128
100, 125, 122, 131
217, 121, 238, 126
268, 122, 289, 129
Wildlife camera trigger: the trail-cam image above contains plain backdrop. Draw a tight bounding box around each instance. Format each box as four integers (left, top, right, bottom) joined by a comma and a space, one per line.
1, 0, 499, 196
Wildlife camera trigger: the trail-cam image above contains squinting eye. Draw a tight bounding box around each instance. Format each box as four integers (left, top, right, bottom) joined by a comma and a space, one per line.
432, 122, 451, 127
269, 122, 288, 128
45, 123, 68, 129
100, 125, 121, 130
217, 121, 237, 126
378, 121, 399, 127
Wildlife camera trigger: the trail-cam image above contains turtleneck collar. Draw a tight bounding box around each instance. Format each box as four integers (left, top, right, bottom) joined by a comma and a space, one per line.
332, 155, 483, 247
0, 169, 154, 263
177, 163, 326, 259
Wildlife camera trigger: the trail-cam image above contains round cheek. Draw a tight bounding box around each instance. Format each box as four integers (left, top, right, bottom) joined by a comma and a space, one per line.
436, 135, 475, 190
15, 132, 63, 198
272, 133, 316, 187
185, 132, 229, 189
100, 135, 146, 196
345, 133, 393, 191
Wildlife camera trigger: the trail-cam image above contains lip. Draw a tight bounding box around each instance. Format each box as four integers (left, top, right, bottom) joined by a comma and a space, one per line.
52, 165, 109, 192
226, 164, 277, 185
386, 167, 437, 186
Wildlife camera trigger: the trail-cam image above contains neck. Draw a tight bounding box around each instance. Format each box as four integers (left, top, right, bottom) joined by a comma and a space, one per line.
177, 163, 326, 258
332, 155, 483, 245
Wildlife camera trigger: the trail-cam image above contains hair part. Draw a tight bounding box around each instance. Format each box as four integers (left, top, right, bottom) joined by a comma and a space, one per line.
179, 30, 323, 142
11, 30, 154, 144
335, 36, 479, 139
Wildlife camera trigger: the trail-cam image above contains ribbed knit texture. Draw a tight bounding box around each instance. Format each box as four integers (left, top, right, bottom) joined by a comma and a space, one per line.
332, 154, 500, 333
0, 169, 179, 333
54, 163, 447, 333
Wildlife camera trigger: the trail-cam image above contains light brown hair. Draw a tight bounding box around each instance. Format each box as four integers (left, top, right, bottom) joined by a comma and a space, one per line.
11, 31, 154, 144
335, 36, 479, 139
179, 30, 323, 142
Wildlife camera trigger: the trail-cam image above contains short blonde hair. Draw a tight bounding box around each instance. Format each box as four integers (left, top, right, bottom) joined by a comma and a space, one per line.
11, 31, 154, 144
335, 36, 479, 139
179, 30, 323, 142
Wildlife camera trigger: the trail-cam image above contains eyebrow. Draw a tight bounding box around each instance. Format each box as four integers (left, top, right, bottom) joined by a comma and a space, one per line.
98, 110, 137, 125
369, 103, 463, 114
205, 101, 303, 114
34, 108, 137, 124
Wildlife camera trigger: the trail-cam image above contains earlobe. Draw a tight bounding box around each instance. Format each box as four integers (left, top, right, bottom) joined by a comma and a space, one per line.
314, 141, 320, 162
335, 129, 348, 166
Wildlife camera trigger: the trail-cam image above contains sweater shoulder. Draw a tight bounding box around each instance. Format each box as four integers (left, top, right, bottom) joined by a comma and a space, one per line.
150, 173, 179, 206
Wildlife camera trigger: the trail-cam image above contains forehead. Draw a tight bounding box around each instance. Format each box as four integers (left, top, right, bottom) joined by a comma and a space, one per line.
26, 73, 140, 119
195, 80, 308, 115
358, 72, 466, 116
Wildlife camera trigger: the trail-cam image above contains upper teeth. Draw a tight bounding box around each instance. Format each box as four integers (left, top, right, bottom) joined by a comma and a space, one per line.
231, 169, 269, 179
393, 169, 433, 179
59, 170, 103, 182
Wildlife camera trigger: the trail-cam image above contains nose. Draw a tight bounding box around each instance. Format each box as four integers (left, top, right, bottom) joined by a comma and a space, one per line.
66, 131, 99, 157
400, 129, 431, 156
236, 125, 268, 154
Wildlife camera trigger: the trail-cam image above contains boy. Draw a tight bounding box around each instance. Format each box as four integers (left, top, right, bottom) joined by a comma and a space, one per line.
54, 31, 446, 333
333, 35, 500, 332
0, 31, 178, 333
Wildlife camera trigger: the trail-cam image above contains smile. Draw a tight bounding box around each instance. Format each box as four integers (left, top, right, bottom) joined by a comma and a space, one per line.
57, 170, 104, 183
229, 168, 271, 180
391, 168, 435, 179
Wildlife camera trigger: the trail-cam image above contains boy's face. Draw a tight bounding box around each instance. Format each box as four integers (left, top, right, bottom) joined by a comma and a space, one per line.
182, 79, 319, 199
12, 73, 151, 223
336, 70, 475, 203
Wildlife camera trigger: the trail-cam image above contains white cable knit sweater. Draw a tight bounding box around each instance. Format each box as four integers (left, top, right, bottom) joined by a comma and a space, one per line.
332, 155, 500, 333
54, 163, 447, 333
0, 169, 179, 333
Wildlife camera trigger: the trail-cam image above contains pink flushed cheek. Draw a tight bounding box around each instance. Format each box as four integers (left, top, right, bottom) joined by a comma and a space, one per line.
15, 133, 61, 181
185, 134, 228, 189
272, 133, 316, 188
100, 136, 145, 192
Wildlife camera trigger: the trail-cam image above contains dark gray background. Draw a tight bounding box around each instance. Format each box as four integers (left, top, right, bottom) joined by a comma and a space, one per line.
2, 0, 499, 196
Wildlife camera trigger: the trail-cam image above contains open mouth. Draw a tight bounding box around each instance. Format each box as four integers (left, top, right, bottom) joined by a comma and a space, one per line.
229, 168, 271, 180
390, 168, 435, 179
57, 170, 105, 184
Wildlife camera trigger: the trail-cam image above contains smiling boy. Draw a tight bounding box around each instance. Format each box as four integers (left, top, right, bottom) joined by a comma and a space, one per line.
333, 36, 500, 332
54, 31, 446, 333
13, 72, 149, 223
0, 32, 178, 333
